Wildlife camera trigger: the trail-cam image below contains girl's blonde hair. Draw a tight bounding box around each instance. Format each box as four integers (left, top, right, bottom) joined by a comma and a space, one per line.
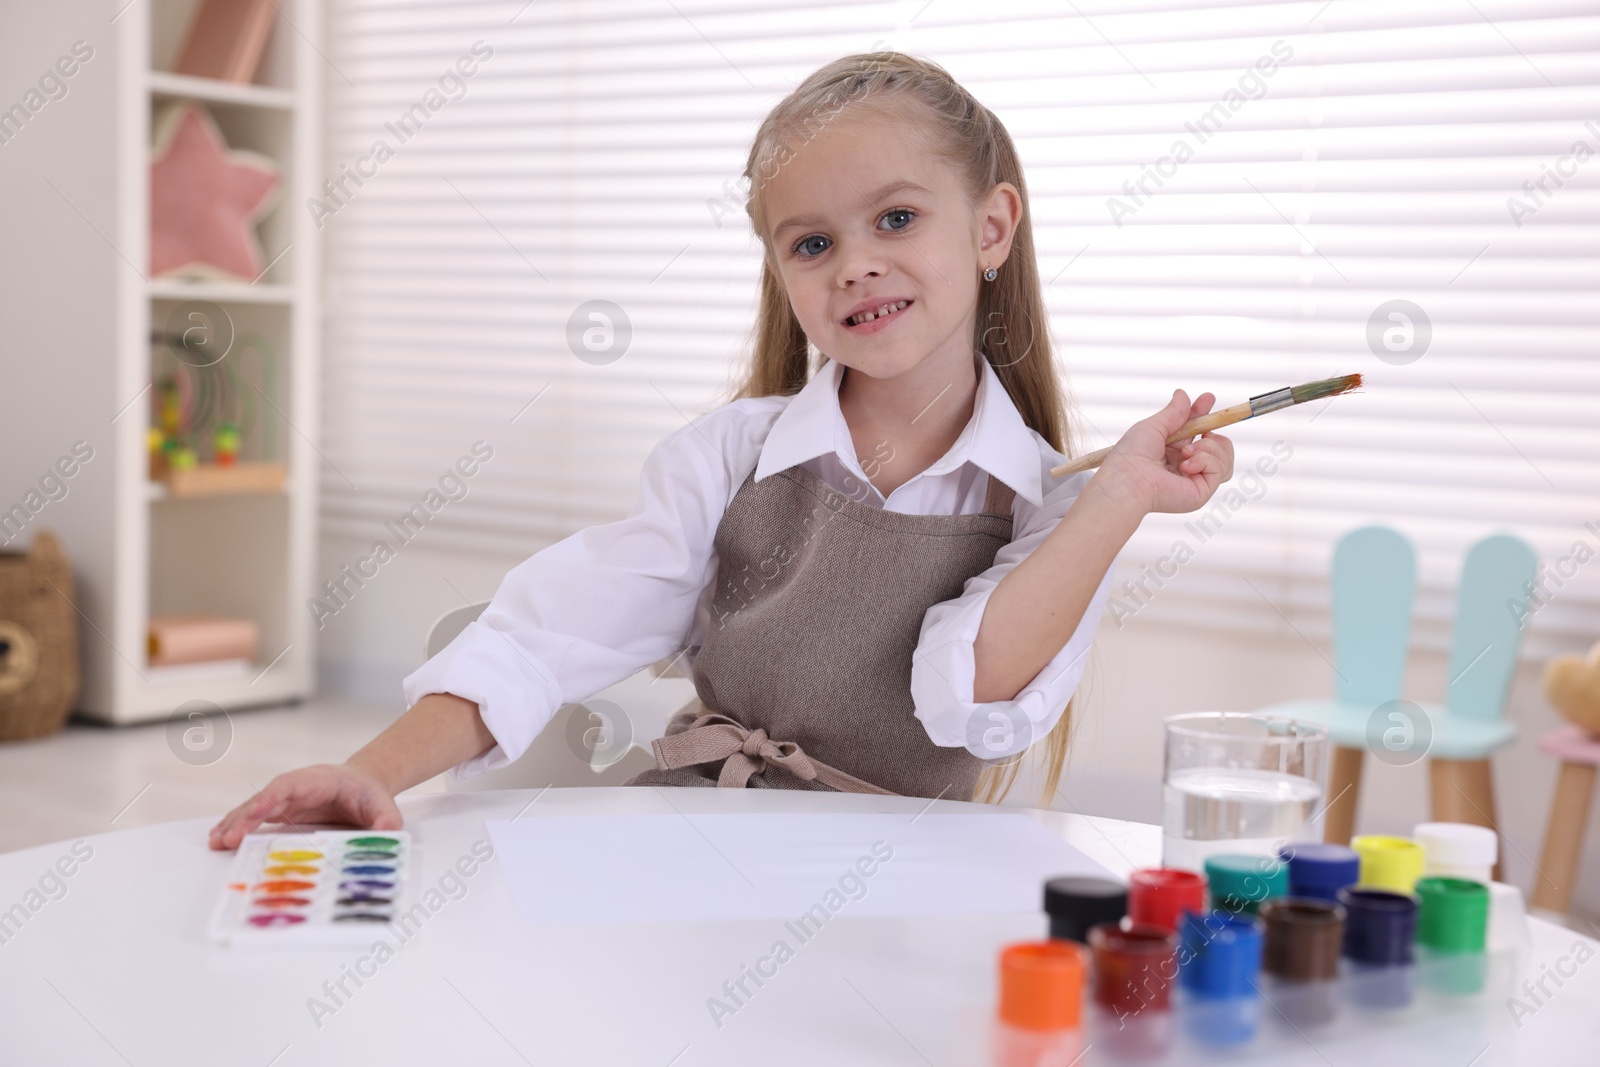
712, 50, 1095, 807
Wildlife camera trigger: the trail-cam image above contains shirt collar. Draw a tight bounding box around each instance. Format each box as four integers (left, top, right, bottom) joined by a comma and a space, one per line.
754, 353, 1045, 509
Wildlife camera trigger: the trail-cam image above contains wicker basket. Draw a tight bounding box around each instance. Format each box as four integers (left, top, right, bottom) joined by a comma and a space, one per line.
0, 529, 81, 741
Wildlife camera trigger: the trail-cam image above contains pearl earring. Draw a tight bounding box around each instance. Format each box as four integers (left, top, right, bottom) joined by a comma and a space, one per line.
983, 266, 997, 282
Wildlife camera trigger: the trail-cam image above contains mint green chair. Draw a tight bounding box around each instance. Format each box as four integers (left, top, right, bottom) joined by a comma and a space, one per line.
1258, 528, 1537, 865
1415, 533, 1537, 882
1256, 525, 1416, 843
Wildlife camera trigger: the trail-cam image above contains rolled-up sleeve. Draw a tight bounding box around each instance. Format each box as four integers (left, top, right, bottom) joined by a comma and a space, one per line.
401, 405, 761, 779
910, 469, 1115, 753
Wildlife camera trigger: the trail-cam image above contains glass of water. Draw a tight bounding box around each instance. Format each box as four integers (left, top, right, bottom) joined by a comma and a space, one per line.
1161, 712, 1329, 873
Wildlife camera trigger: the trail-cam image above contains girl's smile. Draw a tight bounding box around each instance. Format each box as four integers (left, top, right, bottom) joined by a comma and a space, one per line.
841, 297, 914, 334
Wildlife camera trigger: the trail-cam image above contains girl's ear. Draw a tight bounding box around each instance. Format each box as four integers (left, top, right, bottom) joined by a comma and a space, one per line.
976, 181, 1023, 268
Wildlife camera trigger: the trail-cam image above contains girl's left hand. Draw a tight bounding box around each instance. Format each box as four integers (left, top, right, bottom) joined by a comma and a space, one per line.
1098, 388, 1235, 515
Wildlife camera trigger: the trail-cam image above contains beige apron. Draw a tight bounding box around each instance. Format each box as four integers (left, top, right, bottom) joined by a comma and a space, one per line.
624, 461, 1016, 800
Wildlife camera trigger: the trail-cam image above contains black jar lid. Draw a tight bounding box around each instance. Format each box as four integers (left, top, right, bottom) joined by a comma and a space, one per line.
1043, 876, 1128, 943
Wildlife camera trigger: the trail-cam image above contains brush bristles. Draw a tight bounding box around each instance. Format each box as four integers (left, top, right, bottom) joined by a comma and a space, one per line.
1290, 373, 1363, 404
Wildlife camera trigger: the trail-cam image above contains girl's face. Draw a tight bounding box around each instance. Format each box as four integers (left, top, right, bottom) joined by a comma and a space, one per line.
760, 110, 1018, 387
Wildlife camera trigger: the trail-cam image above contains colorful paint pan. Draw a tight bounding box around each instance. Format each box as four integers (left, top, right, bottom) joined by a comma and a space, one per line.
211, 831, 411, 947
247, 913, 307, 927
339, 879, 394, 891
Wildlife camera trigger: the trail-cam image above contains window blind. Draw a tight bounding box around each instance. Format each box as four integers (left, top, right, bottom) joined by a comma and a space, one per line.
320, 0, 1600, 662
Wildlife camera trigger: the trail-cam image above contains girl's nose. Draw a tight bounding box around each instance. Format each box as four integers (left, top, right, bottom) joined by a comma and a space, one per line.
832, 241, 888, 288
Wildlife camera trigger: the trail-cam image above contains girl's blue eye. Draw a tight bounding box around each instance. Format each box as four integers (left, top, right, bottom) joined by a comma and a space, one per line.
793, 234, 830, 258
790, 209, 917, 259
881, 209, 915, 232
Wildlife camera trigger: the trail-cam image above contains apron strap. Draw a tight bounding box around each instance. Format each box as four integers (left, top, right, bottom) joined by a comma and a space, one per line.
982, 472, 1016, 519
651, 713, 899, 795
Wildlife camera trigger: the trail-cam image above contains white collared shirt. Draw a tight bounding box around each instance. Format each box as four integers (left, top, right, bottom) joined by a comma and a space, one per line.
402, 355, 1115, 779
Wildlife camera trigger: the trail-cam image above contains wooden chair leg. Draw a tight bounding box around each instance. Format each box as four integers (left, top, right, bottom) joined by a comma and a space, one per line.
1430, 757, 1504, 882
1532, 761, 1598, 915
1324, 745, 1364, 845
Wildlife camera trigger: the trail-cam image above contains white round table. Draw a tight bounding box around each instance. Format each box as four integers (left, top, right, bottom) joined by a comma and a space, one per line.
0, 787, 1595, 1065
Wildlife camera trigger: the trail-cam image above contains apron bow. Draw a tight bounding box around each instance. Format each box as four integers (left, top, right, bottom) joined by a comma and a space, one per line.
651, 713, 897, 795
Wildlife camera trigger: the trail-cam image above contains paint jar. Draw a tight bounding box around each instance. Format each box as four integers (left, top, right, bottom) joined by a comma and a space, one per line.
1088, 921, 1179, 1059
1042, 876, 1126, 944
1486, 881, 1532, 952
1337, 887, 1417, 1009
1260, 897, 1345, 1027
1178, 910, 1264, 1045
1413, 822, 1496, 883
1351, 835, 1426, 893
1204, 853, 1288, 916
1128, 868, 1206, 934
992, 940, 1087, 1067
1415, 876, 1490, 995
1278, 842, 1360, 903
1409, 824, 1529, 951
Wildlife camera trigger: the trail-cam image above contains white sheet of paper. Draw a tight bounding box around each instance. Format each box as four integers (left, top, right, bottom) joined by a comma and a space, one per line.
486, 812, 1115, 925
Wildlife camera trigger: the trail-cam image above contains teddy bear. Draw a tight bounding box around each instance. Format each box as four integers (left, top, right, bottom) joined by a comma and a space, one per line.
1543, 639, 1600, 736
0, 529, 81, 741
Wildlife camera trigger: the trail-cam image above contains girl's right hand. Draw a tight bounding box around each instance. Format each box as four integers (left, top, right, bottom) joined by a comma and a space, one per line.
207, 762, 403, 851
1099, 388, 1235, 515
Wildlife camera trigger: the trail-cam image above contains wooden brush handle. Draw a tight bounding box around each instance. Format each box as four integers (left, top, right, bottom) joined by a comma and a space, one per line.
1049, 401, 1253, 478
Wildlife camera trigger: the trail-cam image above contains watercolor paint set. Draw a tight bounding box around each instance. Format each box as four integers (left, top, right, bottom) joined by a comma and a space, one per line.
209, 830, 412, 947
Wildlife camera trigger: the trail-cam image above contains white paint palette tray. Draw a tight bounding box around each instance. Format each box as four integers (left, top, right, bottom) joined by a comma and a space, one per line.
209, 830, 412, 947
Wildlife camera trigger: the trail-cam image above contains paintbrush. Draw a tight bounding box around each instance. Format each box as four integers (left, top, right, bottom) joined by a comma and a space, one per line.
1049, 373, 1363, 478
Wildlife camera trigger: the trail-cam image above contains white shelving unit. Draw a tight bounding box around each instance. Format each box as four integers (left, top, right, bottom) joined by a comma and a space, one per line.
2, 0, 321, 724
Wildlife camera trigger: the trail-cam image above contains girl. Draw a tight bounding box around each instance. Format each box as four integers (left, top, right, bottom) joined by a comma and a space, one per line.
209, 51, 1232, 850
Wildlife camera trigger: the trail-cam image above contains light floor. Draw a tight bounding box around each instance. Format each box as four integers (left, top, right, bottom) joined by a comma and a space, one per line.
0, 694, 442, 855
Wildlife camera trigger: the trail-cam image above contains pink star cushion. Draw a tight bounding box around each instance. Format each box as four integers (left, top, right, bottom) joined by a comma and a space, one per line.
149, 102, 280, 281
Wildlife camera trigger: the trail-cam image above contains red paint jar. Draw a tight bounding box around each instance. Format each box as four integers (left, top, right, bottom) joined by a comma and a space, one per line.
1128, 868, 1207, 934
1088, 921, 1180, 1015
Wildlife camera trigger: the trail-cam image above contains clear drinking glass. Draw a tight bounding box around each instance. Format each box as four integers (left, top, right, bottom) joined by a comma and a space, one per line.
1161, 712, 1329, 873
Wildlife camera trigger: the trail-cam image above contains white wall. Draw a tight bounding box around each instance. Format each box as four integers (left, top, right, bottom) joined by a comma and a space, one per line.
313, 532, 1600, 922
311, 533, 517, 704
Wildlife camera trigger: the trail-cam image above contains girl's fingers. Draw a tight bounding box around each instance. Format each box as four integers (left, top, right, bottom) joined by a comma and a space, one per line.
1199, 432, 1233, 477
1184, 436, 1234, 482
211, 795, 259, 842
210, 768, 395, 850
215, 804, 290, 850
1153, 391, 1191, 437
210, 775, 320, 850
1178, 436, 1215, 472
216, 799, 268, 849
250, 785, 291, 824
1142, 431, 1235, 514
1167, 396, 1214, 455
